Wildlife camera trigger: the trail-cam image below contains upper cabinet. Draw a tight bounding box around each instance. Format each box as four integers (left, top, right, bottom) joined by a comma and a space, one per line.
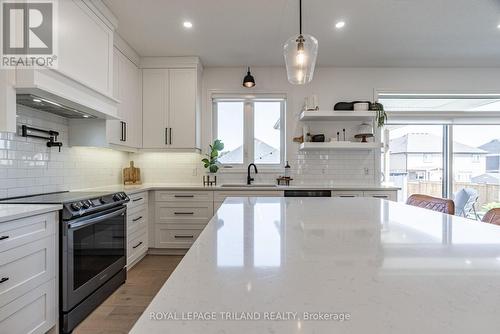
107, 47, 142, 148
142, 58, 202, 150
57, 0, 114, 97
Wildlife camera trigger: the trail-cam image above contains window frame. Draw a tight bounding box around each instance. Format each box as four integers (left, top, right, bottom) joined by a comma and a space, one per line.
212, 95, 286, 169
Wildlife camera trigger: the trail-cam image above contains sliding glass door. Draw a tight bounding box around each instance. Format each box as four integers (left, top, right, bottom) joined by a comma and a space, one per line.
384, 125, 445, 201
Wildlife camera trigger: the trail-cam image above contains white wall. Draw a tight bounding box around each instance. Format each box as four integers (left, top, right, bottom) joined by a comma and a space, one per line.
202, 66, 500, 185
0, 106, 129, 198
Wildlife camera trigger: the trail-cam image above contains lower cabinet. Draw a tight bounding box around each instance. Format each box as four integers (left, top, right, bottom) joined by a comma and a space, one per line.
331, 190, 397, 201
0, 212, 58, 334
153, 191, 213, 249
126, 192, 149, 269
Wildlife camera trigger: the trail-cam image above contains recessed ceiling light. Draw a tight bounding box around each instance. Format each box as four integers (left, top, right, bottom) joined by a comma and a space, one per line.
183, 21, 193, 29
497, 23, 500, 29
335, 21, 346, 29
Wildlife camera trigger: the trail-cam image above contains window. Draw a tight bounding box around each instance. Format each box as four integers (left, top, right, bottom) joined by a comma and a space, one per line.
213, 97, 285, 167
423, 154, 433, 163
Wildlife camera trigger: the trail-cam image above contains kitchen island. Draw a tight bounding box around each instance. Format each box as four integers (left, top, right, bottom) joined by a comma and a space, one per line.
130, 197, 500, 333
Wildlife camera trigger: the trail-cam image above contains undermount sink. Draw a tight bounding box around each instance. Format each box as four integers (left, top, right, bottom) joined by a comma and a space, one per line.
220, 183, 277, 188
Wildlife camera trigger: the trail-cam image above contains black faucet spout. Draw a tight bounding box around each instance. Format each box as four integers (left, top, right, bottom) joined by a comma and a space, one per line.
247, 163, 258, 185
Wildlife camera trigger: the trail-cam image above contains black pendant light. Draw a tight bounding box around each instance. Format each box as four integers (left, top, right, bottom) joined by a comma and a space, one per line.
243, 67, 256, 88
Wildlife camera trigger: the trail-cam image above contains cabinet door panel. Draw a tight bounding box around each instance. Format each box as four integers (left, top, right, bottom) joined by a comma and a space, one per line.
168, 69, 197, 148
143, 69, 168, 148
58, 0, 113, 96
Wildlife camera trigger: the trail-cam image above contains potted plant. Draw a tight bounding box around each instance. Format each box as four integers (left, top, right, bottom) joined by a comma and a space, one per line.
201, 139, 224, 185
370, 101, 387, 128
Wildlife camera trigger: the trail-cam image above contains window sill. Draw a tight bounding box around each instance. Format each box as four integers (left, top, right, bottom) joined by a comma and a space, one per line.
218, 167, 282, 174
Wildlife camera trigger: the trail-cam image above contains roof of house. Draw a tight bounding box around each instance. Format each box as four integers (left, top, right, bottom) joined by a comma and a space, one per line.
390, 133, 487, 154
471, 173, 500, 185
219, 138, 279, 164
479, 139, 500, 154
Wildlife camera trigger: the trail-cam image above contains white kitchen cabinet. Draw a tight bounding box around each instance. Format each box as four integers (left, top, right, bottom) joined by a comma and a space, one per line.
152, 190, 213, 249
126, 192, 149, 268
214, 191, 284, 212
331, 191, 364, 198
69, 46, 142, 150
363, 190, 397, 201
57, 0, 114, 97
108, 47, 142, 148
0, 212, 58, 333
142, 66, 201, 150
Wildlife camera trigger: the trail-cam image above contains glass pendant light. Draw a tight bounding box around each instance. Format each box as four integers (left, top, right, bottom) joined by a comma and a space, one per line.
283, 0, 318, 85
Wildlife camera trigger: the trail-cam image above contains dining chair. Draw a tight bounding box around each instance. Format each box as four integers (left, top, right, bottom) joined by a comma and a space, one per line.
482, 208, 500, 226
406, 194, 455, 215
453, 188, 480, 220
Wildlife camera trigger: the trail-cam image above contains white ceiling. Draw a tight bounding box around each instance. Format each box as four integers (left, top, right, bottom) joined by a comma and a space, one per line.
103, 0, 500, 67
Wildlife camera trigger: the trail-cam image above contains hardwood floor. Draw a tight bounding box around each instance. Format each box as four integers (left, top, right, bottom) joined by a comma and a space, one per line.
74, 255, 183, 334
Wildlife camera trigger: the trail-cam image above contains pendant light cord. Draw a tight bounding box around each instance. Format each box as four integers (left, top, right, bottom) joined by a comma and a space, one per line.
299, 0, 302, 34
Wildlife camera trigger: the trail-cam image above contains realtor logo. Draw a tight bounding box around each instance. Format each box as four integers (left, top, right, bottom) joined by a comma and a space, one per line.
1, 0, 57, 68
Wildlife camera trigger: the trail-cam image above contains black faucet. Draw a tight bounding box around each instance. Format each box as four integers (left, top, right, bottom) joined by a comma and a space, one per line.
247, 163, 258, 185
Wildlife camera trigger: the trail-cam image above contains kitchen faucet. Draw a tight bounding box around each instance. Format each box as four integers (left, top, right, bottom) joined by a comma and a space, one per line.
247, 163, 258, 185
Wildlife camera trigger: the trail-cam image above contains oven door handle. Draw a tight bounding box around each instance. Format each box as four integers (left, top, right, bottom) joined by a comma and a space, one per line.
67, 207, 127, 230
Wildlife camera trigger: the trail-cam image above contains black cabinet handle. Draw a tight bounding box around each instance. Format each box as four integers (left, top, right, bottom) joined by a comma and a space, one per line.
132, 197, 143, 202
132, 241, 143, 249
0, 277, 9, 284
165, 128, 168, 145
174, 195, 194, 198
0, 235, 9, 241
124, 122, 127, 141
169, 127, 172, 145
174, 235, 194, 239
120, 121, 125, 141
132, 216, 143, 222
174, 212, 194, 215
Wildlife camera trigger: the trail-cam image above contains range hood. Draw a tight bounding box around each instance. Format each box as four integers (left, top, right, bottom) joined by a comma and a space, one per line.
17, 94, 97, 119
14, 68, 119, 120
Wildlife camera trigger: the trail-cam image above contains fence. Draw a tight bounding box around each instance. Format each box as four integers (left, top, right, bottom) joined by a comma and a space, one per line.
407, 181, 500, 211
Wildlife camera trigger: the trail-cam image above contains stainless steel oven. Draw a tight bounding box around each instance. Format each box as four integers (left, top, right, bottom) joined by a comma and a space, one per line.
61, 205, 126, 311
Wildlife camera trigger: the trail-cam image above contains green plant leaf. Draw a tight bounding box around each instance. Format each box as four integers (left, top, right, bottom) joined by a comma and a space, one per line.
209, 165, 218, 173
201, 158, 209, 164
213, 139, 224, 151
210, 150, 218, 158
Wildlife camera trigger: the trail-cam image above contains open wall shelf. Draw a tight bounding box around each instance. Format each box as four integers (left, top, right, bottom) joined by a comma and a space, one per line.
299, 110, 376, 121
299, 142, 382, 151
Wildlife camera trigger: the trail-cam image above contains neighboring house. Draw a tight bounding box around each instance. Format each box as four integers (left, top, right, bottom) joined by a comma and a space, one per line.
471, 173, 500, 185
479, 139, 500, 173
219, 138, 279, 164
390, 133, 487, 182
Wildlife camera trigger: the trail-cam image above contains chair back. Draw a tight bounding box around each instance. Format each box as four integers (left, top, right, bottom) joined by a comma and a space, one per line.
482, 208, 500, 226
454, 188, 479, 217
406, 194, 455, 215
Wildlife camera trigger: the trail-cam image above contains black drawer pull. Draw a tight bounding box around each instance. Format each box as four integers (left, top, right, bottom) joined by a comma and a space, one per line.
174, 212, 194, 215
0, 235, 9, 241
339, 195, 356, 198
174, 195, 194, 198
132, 216, 143, 222
174, 235, 194, 239
0, 277, 9, 284
132, 241, 143, 249
132, 198, 143, 202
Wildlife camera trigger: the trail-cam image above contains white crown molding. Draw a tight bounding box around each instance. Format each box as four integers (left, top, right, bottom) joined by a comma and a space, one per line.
82, 0, 118, 30
114, 33, 141, 67
140, 56, 203, 70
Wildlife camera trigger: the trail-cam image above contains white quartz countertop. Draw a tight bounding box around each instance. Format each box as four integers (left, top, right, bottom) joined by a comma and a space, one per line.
79, 183, 400, 195
0, 204, 62, 223
131, 197, 500, 333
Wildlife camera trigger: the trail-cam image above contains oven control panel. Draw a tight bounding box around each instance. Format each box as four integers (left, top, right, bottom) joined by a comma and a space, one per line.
64, 192, 129, 220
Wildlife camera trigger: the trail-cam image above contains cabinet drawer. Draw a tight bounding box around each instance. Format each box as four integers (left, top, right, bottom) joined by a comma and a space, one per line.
127, 230, 148, 267
155, 191, 213, 202
0, 278, 56, 334
155, 226, 203, 249
127, 192, 148, 210
331, 191, 364, 198
0, 236, 55, 308
0, 213, 56, 253
127, 209, 147, 235
156, 205, 211, 222
363, 191, 397, 201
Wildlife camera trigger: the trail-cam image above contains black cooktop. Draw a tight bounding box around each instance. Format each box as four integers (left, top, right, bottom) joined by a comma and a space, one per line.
0, 191, 117, 204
